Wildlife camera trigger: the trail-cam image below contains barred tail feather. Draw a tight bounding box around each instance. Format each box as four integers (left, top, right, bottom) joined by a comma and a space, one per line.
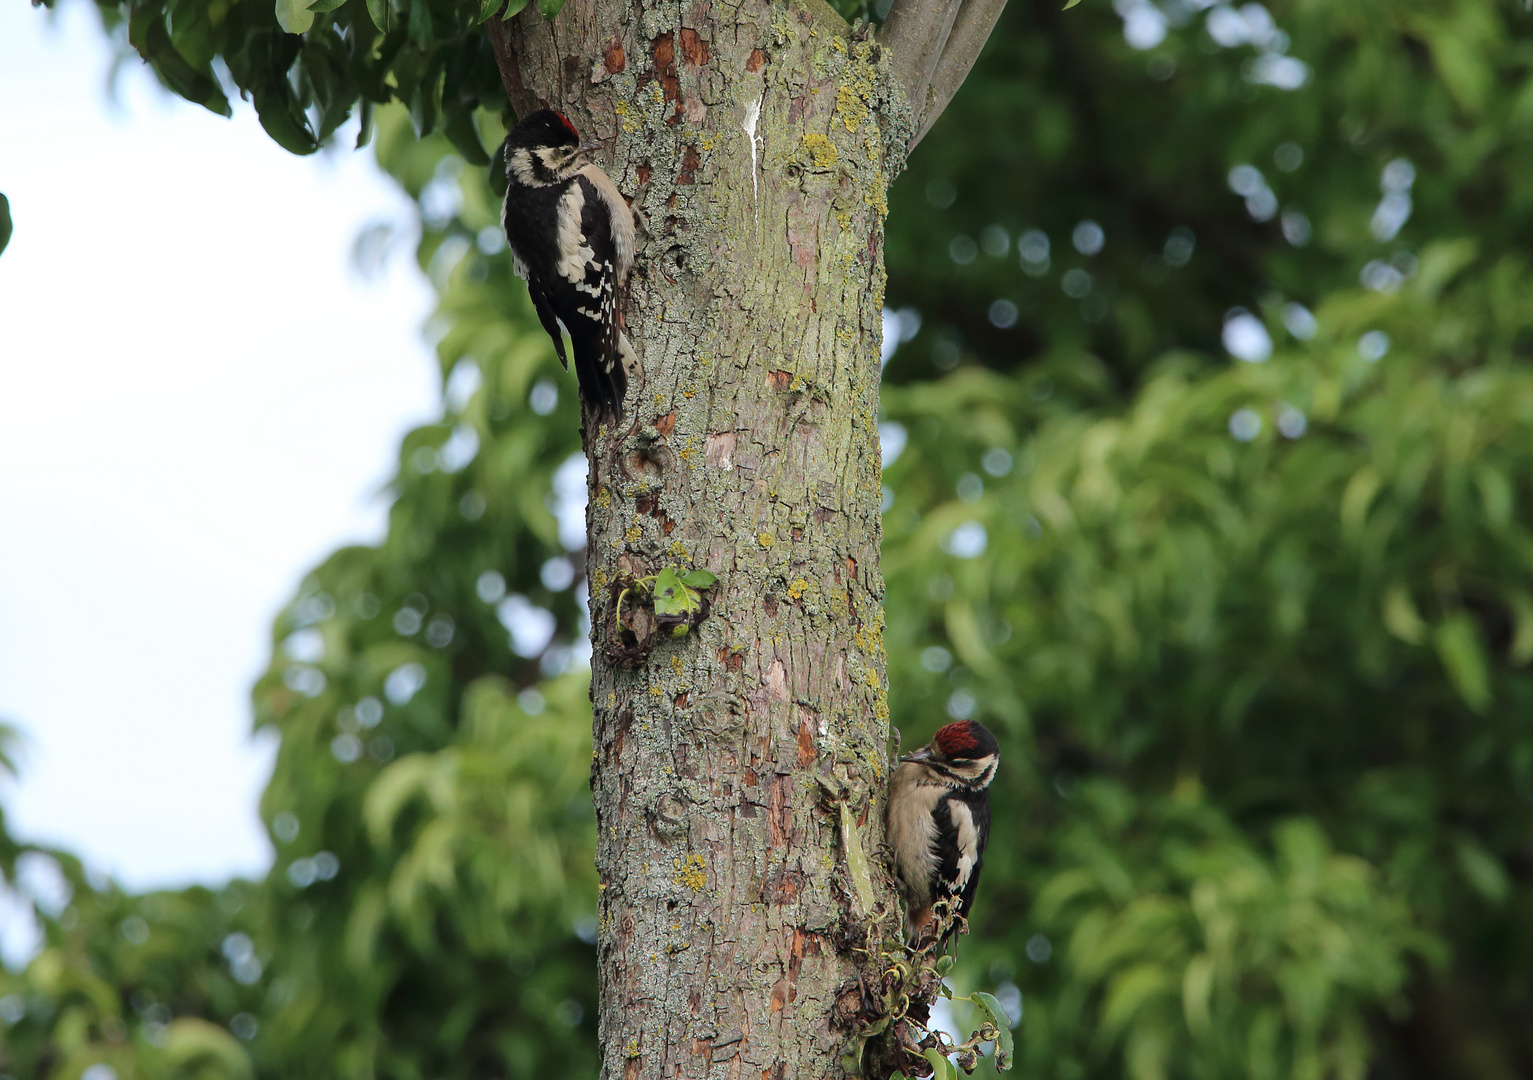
570, 330, 628, 420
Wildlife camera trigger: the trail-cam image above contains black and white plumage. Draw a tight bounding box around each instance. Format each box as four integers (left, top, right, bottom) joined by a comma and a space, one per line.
500, 109, 637, 419
886, 719, 1000, 944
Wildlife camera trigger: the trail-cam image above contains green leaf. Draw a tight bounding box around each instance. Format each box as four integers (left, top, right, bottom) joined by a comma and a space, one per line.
443, 100, 491, 166
1381, 584, 1427, 646
0, 193, 11, 258
478, 0, 504, 20
365, 0, 391, 32
680, 569, 717, 588
162, 1018, 254, 1079
408, 0, 433, 45
253, 86, 318, 154
537, 0, 565, 19
1434, 613, 1491, 713
651, 567, 704, 618
308, 0, 350, 11
1455, 838, 1509, 904
838, 801, 876, 915
923, 1048, 956, 1080
1062, 0, 1083, 8
970, 991, 1016, 1068
274, 0, 316, 34
503, 0, 531, 14
488, 139, 509, 198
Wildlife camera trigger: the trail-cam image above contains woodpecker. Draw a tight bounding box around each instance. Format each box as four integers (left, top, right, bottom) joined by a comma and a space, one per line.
500, 109, 637, 419
886, 719, 1000, 945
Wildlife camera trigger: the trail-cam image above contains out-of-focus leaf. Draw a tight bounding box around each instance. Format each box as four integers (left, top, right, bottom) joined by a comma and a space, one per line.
1454, 838, 1509, 905
161, 1018, 254, 1079
252, 86, 318, 155
365, 0, 391, 33
274, 0, 316, 34
0, 193, 11, 257
1381, 584, 1427, 646
443, 99, 491, 166
1434, 613, 1491, 713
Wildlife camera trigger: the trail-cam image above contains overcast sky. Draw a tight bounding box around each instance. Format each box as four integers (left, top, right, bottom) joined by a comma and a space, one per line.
0, 1, 439, 961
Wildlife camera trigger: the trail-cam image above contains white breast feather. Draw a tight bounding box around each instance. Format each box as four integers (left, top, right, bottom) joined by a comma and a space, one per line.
887, 762, 944, 908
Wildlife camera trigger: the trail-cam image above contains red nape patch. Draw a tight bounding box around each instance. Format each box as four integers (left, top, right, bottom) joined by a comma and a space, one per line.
934, 721, 981, 756
555, 112, 580, 140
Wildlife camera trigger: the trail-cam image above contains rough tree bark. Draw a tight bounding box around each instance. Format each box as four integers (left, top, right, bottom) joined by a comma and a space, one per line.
486, 0, 1000, 1075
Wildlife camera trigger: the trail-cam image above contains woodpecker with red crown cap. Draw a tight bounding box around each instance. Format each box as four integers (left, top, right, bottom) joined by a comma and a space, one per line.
886, 719, 1000, 945
500, 109, 637, 419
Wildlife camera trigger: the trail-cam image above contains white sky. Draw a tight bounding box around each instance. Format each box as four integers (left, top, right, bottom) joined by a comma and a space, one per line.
0, 0, 438, 956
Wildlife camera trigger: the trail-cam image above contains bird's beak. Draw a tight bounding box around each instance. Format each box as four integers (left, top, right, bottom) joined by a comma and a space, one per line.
578, 137, 604, 157
900, 746, 934, 763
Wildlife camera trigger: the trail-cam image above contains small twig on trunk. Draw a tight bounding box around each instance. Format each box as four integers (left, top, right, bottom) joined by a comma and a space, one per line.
484, 7, 543, 121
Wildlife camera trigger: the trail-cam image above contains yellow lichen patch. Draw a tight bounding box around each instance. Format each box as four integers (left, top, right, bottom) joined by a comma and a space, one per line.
787, 578, 809, 601
758, 532, 775, 549
671, 654, 684, 676
625, 1039, 641, 1058
591, 567, 610, 590
650, 686, 665, 696
864, 180, 888, 217
675, 853, 707, 891
626, 524, 644, 542
597, 489, 613, 508
670, 541, 687, 557
802, 132, 838, 169
607, 692, 617, 708
835, 82, 869, 134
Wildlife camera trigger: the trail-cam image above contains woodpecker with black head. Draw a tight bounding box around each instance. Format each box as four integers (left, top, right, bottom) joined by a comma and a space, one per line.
500, 109, 637, 419
886, 719, 1000, 945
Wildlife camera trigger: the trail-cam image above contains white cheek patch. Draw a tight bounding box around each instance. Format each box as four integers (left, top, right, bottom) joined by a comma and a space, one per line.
507, 148, 537, 186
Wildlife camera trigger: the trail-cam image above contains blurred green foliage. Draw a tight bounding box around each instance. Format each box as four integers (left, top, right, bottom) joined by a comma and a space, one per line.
7, 0, 1533, 1077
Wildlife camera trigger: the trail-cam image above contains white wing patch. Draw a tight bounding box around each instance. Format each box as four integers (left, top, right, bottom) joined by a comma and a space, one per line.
576, 163, 636, 281
948, 800, 979, 894
556, 183, 595, 282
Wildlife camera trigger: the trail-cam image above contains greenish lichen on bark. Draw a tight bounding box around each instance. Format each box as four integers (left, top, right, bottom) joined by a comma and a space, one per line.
501, 0, 914, 1075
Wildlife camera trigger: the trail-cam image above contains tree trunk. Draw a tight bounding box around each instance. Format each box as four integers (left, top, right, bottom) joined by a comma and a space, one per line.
503, 2, 914, 1077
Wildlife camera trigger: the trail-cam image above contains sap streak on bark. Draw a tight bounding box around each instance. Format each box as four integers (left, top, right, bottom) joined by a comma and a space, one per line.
500, 0, 913, 1076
